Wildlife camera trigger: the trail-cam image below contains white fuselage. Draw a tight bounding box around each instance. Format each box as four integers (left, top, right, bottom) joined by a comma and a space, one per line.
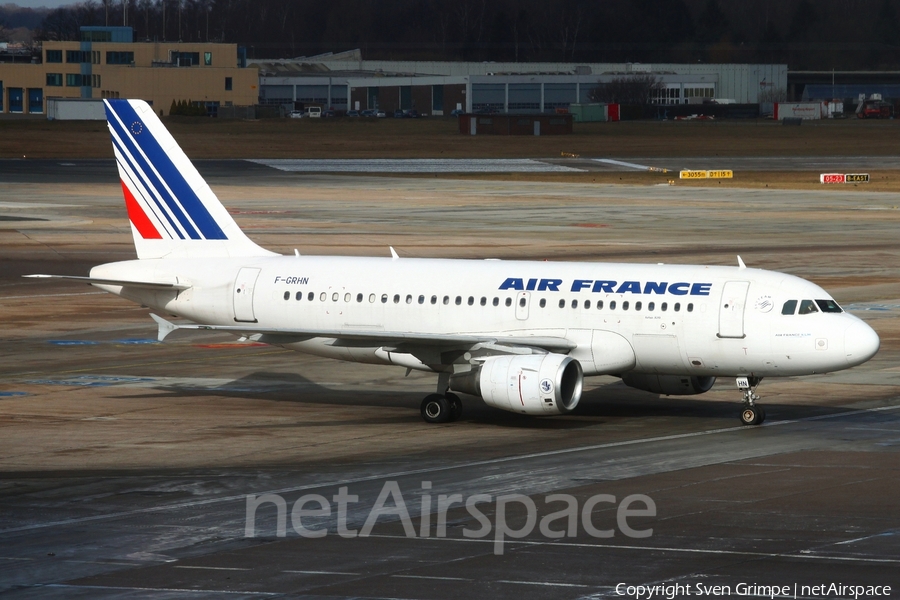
92, 255, 879, 379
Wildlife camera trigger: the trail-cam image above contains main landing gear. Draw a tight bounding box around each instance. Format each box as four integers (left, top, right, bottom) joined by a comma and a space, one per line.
420, 392, 462, 424
420, 372, 463, 424
737, 376, 766, 426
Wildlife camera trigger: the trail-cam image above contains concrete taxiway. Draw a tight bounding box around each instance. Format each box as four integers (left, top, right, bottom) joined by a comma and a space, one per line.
1, 160, 900, 599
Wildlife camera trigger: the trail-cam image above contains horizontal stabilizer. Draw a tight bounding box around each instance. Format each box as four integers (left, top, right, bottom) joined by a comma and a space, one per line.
24, 274, 190, 291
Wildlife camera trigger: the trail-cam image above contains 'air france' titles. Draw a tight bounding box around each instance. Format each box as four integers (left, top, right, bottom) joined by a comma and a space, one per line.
498, 278, 712, 296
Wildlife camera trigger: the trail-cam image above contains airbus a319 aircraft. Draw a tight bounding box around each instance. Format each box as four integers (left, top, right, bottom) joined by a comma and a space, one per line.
29, 99, 880, 426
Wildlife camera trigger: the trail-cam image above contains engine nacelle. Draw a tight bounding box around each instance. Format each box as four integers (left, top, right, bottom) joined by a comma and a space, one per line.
621, 373, 716, 396
449, 353, 583, 415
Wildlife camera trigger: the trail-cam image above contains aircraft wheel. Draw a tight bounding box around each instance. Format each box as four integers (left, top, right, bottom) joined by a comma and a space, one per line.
740, 405, 764, 426
421, 394, 451, 424
446, 392, 463, 422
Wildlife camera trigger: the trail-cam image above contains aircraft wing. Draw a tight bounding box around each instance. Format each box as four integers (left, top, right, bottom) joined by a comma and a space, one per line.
24, 274, 191, 291
149, 314, 574, 352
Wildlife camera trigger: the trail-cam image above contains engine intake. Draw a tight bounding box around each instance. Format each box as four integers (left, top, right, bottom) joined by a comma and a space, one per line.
449, 353, 583, 415
621, 373, 716, 396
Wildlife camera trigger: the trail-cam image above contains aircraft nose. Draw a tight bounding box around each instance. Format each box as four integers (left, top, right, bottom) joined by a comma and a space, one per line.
844, 320, 880, 366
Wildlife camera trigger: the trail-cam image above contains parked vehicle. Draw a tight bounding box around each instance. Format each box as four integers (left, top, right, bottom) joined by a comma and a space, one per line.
346, 110, 360, 117
393, 109, 405, 118
289, 110, 304, 119
376, 110, 386, 118
306, 106, 322, 118
323, 109, 336, 118
450, 109, 465, 117
360, 109, 376, 117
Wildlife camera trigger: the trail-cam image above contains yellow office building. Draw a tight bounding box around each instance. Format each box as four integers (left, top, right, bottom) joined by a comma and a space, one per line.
0, 27, 257, 116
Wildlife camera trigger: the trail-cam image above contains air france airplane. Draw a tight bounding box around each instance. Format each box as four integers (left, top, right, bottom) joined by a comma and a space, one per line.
28, 99, 880, 426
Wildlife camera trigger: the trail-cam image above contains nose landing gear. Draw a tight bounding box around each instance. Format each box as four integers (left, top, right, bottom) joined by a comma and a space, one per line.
737, 376, 766, 425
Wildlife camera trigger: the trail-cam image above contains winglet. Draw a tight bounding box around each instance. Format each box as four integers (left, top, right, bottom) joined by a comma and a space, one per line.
737, 255, 746, 269
390, 246, 399, 260
150, 313, 178, 342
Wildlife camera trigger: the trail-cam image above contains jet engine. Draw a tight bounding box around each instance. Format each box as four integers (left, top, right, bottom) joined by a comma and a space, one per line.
449, 353, 583, 415
621, 373, 716, 396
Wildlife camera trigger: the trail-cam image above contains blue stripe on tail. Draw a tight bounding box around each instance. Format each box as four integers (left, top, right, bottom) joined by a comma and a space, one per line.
105, 100, 227, 240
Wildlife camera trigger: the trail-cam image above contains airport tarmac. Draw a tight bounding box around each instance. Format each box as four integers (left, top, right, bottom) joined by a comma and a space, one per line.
2, 160, 900, 599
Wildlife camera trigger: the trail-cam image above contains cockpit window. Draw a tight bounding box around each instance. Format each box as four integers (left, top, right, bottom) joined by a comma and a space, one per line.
816, 299, 843, 313
798, 299, 819, 315
781, 300, 797, 315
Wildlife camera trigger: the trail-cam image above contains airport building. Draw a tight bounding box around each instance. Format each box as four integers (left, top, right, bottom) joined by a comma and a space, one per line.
0, 26, 257, 116
253, 51, 786, 115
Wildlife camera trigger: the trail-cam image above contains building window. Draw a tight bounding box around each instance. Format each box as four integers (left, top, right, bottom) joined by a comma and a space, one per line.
92, 74, 101, 88
66, 50, 89, 63
106, 51, 134, 65
225, 77, 233, 91
66, 74, 88, 87
46, 50, 62, 63
172, 51, 200, 66
46, 73, 63, 87
204, 52, 212, 66
82, 29, 111, 42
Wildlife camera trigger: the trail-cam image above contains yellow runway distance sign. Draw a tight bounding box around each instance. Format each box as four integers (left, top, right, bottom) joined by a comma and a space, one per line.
679, 170, 733, 179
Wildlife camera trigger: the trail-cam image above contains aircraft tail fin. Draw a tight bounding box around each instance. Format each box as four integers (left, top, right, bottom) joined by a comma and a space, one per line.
103, 99, 275, 260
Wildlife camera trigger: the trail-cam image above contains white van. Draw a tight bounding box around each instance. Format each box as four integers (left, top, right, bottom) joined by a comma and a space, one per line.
306, 106, 322, 118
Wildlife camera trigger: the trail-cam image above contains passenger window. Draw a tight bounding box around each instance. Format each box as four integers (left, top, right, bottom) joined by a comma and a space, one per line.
782, 300, 797, 315
492, 297, 499, 306
320, 292, 327, 301
308, 292, 315, 301
571, 299, 578, 308
467, 296, 474, 306
687, 303, 693, 312
431, 295, 437, 305
284, 291, 290, 300
418, 295, 425, 304
455, 296, 462, 305
585, 300, 591, 309
369, 294, 376, 303
393, 294, 400, 304
443, 296, 450, 305
799, 299, 819, 315
344, 293, 351, 302
382, 294, 388, 303
333, 292, 339, 302
674, 303, 681, 312
816, 299, 843, 313
357, 293, 363, 302
539, 298, 546, 308
295, 291, 303, 301
597, 300, 604, 309
610, 300, 616, 310
480, 297, 487, 306
635, 301, 642, 311
623, 301, 629, 310
505, 298, 512, 307
661, 302, 667, 311
648, 302, 655, 311
406, 294, 413, 304
519, 297, 526, 307
559, 299, 565, 308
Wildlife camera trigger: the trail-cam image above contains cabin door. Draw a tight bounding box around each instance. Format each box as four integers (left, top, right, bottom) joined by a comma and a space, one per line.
718, 281, 750, 338
233, 267, 261, 323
